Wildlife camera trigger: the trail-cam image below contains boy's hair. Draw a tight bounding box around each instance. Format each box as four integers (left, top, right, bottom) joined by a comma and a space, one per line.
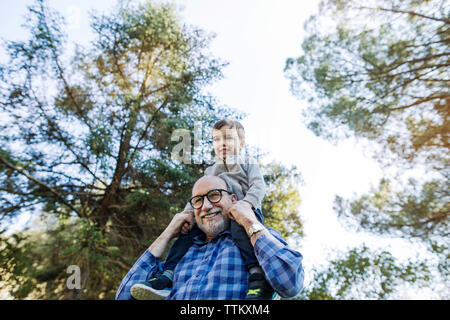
212, 119, 245, 141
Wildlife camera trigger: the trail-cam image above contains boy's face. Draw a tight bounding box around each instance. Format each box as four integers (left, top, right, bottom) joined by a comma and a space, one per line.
212, 126, 244, 159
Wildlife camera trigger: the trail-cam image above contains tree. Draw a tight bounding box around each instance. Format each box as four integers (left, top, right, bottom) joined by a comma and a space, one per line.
0, 0, 304, 299
0, 0, 226, 299
285, 0, 449, 169
298, 245, 431, 300
285, 0, 449, 298
0, 0, 225, 229
334, 178, 449, 241
333, 178, 449, 291
262, 162, 304, 239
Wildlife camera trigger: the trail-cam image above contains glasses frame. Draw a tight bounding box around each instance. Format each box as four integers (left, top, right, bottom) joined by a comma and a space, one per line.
189, 188, 232, 209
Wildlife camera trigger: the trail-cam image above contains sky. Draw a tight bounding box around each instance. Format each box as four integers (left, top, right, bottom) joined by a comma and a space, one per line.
0, 0, 439, 298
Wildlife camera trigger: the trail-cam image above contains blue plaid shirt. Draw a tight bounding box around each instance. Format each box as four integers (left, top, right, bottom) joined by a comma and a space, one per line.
115, 227, 304, 300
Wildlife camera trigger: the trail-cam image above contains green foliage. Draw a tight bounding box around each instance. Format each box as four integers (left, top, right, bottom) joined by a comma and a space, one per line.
1, 215, 130, 299
298, 245, 431, 300
333, 177, 449, 287
262, 163, 304, 239
285, 0, 449, 169
334, 178, 449, 241
0, 0, 226, 299
0, 231, 38, 299
285, 0, 449, 298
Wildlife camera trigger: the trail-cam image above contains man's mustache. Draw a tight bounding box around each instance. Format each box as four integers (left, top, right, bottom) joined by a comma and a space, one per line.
199, 207, 222, 219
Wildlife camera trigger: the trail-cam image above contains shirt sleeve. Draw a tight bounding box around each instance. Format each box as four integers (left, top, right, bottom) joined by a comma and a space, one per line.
253, 228, 304, 298
243, 161, 266, 209
115, 250, 162, 300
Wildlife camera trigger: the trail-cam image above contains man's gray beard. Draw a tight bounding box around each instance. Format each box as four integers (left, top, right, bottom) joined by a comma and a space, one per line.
198, 212, 230, 238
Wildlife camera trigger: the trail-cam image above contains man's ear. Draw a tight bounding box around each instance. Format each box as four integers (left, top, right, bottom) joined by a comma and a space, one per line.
231, 194, 237, 202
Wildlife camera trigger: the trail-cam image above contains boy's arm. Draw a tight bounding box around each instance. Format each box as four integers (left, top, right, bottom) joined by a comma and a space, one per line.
242, 162, 266, 209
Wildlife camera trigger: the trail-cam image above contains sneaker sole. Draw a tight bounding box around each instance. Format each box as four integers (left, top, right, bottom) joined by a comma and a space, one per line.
245, 291, 281, 300
130, 283, 170, 300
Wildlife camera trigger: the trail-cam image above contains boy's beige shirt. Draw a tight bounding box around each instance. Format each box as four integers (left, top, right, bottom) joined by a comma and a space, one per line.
184, 154, 266, 212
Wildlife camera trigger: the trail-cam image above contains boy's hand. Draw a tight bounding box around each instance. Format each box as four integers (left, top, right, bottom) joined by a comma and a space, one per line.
180, 211, 194, 235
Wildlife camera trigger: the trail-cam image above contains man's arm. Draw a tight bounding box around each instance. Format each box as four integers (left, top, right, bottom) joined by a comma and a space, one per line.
228, 201, 304, 298
252, 228, 304, 298
148, 211, 193, 257
115, 249, 161, 300
115, 212, 193, 300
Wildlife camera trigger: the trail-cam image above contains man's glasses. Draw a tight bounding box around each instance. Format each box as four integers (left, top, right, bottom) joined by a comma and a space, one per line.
189, 189, 232, 209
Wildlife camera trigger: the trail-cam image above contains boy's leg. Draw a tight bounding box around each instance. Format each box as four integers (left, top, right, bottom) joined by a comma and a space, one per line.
252, 208, 264, 224
230, 219, 259, 270
230, 207, 264, 269
230, 213, 276, 300
163, 224, 203, 271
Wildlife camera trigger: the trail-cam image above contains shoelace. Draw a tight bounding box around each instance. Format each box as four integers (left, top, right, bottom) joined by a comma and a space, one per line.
247, 289, 261, 296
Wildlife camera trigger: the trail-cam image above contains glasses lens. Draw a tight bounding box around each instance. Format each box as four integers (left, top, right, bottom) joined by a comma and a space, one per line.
207, 190, 222, 203
191, 196, 203, 209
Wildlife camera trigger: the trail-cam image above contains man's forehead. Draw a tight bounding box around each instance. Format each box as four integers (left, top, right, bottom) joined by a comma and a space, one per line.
192, 176, 227, 195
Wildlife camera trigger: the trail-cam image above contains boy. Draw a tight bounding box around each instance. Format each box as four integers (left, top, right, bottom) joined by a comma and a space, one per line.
130, 119, 275, 300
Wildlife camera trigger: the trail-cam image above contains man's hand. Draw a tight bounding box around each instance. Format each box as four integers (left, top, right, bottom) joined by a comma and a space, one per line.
164, 211, 194, 239
227, 200, 258, 230
228, 200, 267, 245
181, 211, 194, 235
149, 210, 194, 258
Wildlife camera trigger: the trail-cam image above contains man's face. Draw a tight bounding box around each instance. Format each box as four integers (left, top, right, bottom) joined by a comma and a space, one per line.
212, 126, 244, 159
192, 176, 234, 239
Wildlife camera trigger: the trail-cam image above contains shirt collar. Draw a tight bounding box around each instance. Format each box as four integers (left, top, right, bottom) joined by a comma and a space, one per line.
192, 228, 232, 246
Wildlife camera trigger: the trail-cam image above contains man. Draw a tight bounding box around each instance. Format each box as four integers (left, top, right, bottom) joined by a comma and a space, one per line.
115, 175, 304, 300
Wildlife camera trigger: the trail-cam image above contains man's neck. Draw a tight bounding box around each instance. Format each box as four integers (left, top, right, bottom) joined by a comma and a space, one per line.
202, 228, 230, 243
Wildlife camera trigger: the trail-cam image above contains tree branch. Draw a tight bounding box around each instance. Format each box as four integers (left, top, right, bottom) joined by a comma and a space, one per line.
0, 154, 83, 217
390, 93, 449, 111
360, 6, 450, 24
38, 1, 93, 131
106, 259, 130, 272
129, 99, 169, 160
30, 90, 107, 189
384, 52, 450, 74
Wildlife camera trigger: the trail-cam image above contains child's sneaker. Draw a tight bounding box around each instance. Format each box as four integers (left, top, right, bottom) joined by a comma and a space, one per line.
245, 269, 276, 300
130, 270, 173, 300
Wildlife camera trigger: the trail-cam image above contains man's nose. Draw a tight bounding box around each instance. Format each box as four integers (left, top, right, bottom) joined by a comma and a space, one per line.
202, 197, 213, 210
